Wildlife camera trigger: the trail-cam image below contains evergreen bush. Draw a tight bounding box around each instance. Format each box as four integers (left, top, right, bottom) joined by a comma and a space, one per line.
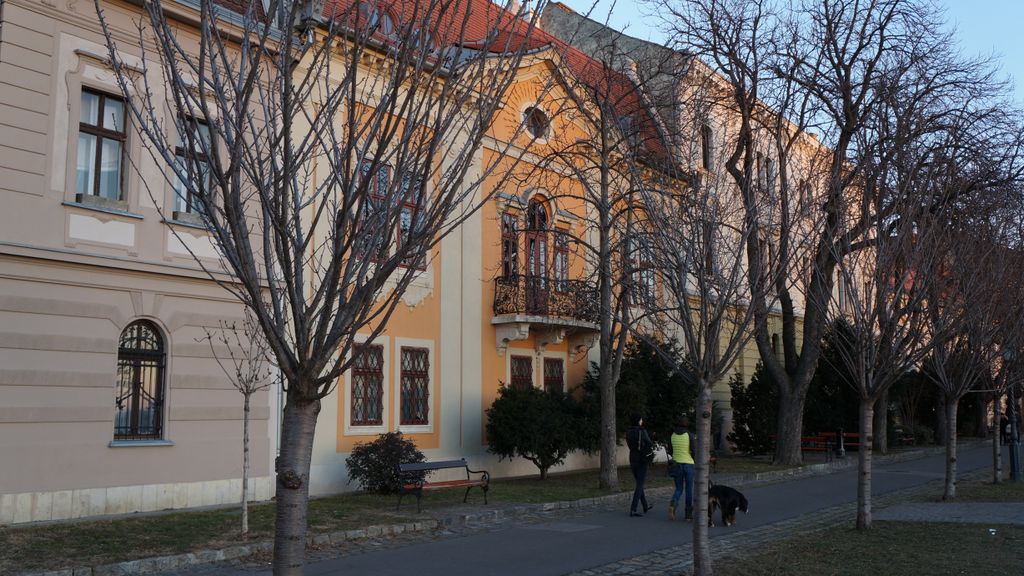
345, 431, 426, 494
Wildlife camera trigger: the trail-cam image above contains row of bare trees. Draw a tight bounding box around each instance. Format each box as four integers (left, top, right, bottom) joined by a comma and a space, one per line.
98, 0, 1024, 573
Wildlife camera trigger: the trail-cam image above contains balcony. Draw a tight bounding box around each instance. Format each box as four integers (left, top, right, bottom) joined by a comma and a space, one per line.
492, 276, 600, 357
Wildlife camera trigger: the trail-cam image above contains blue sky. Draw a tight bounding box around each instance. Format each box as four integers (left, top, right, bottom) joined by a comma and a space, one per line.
558, 0, 1024, 104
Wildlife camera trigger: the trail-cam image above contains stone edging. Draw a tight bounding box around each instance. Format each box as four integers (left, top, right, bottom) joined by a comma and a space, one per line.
18, 442, 965, 576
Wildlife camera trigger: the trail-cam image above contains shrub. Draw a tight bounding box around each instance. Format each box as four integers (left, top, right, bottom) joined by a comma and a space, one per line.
345, 431, 425, 494
580, 337, 696, 447
486, 385, 588, 479
727, 363, 777, 455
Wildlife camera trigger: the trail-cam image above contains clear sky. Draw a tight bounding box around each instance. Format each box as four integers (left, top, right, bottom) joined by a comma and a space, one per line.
558, 0, 1024, 104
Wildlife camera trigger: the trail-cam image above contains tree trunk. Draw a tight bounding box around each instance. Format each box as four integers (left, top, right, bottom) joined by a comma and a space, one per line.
773, 384, 805, 465
599, 368, 618, 490
692, 381, 714, 576
993, 398, 1003, 484
855, 398, 874, 530
942, 398, 959, 500
976, 393, 990, 438
272, 395, 320, 576
242, 393, 251, 536
873, 391, 888, 455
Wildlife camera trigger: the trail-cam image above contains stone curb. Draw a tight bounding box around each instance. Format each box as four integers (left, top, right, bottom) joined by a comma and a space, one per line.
17, 442, 967, 576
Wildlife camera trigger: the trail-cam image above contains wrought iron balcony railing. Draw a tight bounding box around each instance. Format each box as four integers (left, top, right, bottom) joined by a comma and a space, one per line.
493, 275, 599, 324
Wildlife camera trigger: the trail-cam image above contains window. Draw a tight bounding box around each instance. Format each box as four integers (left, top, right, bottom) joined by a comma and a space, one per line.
398, 173, 426, 268
543, 358, 564, 393
700, 124, 713, 170
756, 153, 766, 192
632, 235, 655, 305
173, 119, 211, 216
114, 320, 166, 440
399, 347, 430, 426
525, 199, 549, 313
501, 212, 519, 278
524, 106, 550, 139
553, 229, 569, 292
357, 1, 395, 35
77, 89, 126, 201
351, 343, 384, 426
510, 355, 533, 390
359, 161, 391, 260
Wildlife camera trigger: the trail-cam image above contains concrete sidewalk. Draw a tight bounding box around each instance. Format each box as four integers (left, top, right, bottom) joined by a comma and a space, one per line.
21, 440, 1005, 576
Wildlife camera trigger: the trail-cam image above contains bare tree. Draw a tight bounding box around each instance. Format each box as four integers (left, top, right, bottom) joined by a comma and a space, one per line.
639, 136, 777, 574
202, 310, 275, 535
96, 0, 546, 571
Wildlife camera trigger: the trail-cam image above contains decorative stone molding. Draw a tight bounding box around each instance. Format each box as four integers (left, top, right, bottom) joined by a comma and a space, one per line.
495, 322, 531, 356
569, 331, 598, 362
534, 328, 566, 355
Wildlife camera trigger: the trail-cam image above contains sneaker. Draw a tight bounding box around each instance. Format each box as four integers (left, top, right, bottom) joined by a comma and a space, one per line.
685, 507, 693, 521
668, 503, 677, 521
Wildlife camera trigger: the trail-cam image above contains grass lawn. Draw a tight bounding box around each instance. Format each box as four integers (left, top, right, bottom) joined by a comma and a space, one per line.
712, 477, 1024, 576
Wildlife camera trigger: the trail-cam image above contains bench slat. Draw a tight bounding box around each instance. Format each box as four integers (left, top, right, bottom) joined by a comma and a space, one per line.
398, 459, 468, 472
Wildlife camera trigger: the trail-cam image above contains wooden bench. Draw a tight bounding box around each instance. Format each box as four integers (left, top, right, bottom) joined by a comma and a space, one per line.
771, 435, 834, 461
396, 458, 489, 512
820, 431, 862, 454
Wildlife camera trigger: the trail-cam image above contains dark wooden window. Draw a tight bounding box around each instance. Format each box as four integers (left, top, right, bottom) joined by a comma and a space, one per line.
351, 343, 384, 426
700, 123, 713, 170
510, 355, 533, 390
525, 199, 549, 313
543, 358, 564, 393
398, 173, 427, 269
553, 229, 569, 292
173, 119, 211, 215
524, 106, 550, 139
501, 212, 518, 278
360, 161, 391, 261
632, 235, 655, 305
400, 347, 430, 425
77, 89, 126, 200
114, 321, 166, 440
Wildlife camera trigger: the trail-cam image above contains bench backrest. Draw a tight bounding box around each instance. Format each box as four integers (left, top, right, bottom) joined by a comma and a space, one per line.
398, 459, 467, 473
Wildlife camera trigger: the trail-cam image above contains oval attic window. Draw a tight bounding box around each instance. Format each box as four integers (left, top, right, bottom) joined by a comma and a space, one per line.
524, 106, 550, 139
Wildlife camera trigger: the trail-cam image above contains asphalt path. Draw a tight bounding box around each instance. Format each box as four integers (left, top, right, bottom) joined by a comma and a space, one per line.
211, 443, 998, 576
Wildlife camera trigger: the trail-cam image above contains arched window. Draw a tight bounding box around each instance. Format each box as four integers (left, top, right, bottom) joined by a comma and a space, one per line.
525, 199, 550, 313
114, 320, 166, 440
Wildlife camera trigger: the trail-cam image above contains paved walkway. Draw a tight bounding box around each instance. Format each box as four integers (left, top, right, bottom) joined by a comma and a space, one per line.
29, 441, 1014, 576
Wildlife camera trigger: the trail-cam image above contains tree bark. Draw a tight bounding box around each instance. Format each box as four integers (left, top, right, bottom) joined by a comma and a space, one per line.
976, 393, 990, 438
272, 395, 320, 576
692, 381, 714, 576
242, 393, 251, 536
942, 398, 959, 500
934, 394, 947, 446
773, 384, 805, 465
856, 398, 874, 530
598, 367, 618, 490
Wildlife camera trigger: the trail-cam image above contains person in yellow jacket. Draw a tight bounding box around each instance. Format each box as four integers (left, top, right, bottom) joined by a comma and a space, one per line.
667, 416, 695, 520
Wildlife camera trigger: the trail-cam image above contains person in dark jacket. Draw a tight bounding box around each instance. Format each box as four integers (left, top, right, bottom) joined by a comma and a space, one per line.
626, 413, 655, 517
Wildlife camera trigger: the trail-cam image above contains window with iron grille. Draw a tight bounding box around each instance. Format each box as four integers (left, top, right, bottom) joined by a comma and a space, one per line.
510, 355, 533, 390
114, 320, 166, 440
351, 343, 384, 426
400, 347, 430, 425
77, 89, 126, 201
543, 358, 564, 393
501, 212, 518, 278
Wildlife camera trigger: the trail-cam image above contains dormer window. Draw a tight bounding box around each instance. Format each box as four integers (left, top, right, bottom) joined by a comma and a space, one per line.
524, 106, 550, 139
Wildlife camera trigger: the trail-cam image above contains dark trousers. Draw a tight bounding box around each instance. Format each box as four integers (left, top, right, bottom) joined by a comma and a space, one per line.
630, 459, 649, 513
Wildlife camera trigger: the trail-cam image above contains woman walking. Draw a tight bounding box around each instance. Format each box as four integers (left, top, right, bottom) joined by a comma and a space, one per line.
626, 413, 655, 517
667, 416, 695, 520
